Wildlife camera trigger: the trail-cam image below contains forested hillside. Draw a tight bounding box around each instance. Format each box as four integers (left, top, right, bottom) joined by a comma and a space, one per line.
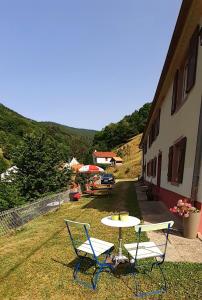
0, 103, 96, 172
93, 102, 151, 150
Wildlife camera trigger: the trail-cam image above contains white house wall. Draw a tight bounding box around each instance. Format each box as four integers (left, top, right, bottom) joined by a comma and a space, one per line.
198, 159, 202, 203
96, 157, 112, 164
144, 21, 202, 201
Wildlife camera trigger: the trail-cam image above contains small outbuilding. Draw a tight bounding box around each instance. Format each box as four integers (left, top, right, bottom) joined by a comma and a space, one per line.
110, 157, 123, 167
92, 150, 116, 165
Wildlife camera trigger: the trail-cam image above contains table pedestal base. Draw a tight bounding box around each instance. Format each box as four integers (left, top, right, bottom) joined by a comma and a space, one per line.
112, 254, 129, 267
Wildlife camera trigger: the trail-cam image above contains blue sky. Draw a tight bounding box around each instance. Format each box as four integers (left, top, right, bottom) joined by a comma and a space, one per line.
0, 0, 182, 130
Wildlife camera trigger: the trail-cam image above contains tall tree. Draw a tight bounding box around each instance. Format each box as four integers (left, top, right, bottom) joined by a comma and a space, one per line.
13, 134, 71, 200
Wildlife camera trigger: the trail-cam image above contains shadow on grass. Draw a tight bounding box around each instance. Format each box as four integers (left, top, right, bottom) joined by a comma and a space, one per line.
81, 181, 142, 219
0, 210, 87, 281
52, 257, 95, 275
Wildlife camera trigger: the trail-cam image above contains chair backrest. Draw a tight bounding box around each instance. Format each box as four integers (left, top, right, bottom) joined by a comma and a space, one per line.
64, 219, 97, 259
135, 221, 174, 233
134, 221, 174, 260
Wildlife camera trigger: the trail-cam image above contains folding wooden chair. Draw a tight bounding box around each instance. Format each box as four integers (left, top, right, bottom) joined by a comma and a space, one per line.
65, 219, 114, 289
124, 221, 174, 297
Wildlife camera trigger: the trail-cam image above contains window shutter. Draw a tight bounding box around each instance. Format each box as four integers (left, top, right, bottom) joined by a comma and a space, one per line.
186, 26, 199, 93
200, 27, 202, 46
154, 157, 157, 177
156, 110, 160, 136
149, 161, 151, 177
171, 70, 178, 114
168, 146, 173, 181
177, 67, 184, 106
151, 160, 153, 177
177, 137, 187, 183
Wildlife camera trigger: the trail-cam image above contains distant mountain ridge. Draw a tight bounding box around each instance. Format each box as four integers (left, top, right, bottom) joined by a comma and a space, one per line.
40, 121, 96, 138
0, 103, 97, 170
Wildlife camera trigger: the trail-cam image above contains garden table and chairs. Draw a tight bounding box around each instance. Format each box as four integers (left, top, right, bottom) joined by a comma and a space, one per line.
101, 215, 140, 267
65, 216, 174, 296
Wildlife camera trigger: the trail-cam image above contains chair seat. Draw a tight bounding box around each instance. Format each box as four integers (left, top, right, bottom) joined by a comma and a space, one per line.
77, 237, 114, 256
124, 241, 163, 260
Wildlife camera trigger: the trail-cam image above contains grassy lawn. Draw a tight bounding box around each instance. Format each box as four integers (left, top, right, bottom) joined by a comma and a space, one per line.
0, 180, 201, 299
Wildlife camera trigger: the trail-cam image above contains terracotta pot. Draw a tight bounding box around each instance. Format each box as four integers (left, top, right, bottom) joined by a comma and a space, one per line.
183, 212, 201, 239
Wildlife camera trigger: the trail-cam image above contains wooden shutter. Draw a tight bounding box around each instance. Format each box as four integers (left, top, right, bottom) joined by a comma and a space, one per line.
167, 146, 173, 181
151, 160, 153, 177
156, 110, 161, 136
143, 140, 147, 155
177, 137, 187, 183
186, 26, 199, 93
177, 67, 184, 106
154, 157, 157, 177
144, 139, 147, 154
149, 161, 151, 177
171, 70, 178, 114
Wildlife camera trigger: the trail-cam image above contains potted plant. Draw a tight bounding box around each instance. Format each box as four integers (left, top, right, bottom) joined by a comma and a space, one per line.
170, 199, 200, 239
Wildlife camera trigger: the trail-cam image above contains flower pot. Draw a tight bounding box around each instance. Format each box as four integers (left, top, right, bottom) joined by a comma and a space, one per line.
111, 214, 119, 221
183, 212, 201, 239
119, 211, 129, 222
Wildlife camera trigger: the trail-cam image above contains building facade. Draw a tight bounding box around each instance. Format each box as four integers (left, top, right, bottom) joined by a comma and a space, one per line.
140, 0, 202, 234
92, 151, 116, 165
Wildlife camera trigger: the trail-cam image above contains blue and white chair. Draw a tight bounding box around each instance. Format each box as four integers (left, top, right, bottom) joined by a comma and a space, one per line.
124, 221, 174, 297
65, 219, 114, 290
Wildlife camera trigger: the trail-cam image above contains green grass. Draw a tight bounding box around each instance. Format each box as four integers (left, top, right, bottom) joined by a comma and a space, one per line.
0, 181, 201, 299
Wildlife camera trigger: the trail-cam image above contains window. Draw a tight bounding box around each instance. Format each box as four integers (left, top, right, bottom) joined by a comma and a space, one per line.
147, 162, 149, 176
148, 110, 161, 147
143, 140, 147, 155
146, 158, 157, 177
156, 110, 161, 137
153, 157, 157, 177
167, 137, 187, 184
171, 26, 199, 115
186, 26, 199, 92
167, 146, 173, 181
143, 163, 146, 175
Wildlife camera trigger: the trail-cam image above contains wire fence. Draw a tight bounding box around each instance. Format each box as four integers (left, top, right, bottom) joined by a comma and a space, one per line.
0, 190, 69, 236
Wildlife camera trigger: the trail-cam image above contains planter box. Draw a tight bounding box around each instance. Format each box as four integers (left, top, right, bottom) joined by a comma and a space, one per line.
183, 212, 201, 239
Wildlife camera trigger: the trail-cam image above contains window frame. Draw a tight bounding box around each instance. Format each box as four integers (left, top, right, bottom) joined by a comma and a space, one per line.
171, 26, 199, 115
167, 137, 187, 185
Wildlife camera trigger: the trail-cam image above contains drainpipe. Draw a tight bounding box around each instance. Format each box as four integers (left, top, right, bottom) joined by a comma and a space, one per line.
191, 96, 202, 205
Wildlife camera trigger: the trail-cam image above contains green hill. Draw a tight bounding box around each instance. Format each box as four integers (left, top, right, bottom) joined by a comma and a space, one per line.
93, 102, 151, 150
0, 103, 96, 169
107, 133, 142, 179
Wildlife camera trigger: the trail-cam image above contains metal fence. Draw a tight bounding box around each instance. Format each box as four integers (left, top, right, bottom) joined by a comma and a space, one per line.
0, 190, 69, 236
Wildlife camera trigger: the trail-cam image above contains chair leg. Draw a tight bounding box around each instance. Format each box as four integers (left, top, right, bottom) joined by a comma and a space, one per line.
134, 262, 167, 297
158, 262, 167, 292
73, 260, 81, 280
92, 267, 103, 290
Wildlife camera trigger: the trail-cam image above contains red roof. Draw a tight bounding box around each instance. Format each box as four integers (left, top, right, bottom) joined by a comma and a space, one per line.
93, 151, 116, 158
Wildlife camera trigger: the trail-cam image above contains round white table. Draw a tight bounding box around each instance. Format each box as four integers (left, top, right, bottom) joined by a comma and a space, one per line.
101, 216, 140, 266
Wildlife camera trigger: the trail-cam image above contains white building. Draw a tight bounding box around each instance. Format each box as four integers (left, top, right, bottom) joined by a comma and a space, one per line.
92, 150, 116, 165
140, 0, 202, 235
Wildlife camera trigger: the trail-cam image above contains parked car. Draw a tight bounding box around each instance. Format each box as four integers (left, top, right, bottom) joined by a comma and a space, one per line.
101, 173, 115, 184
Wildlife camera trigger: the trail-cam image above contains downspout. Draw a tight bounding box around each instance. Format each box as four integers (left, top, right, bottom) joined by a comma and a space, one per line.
191, 96, 202, 205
